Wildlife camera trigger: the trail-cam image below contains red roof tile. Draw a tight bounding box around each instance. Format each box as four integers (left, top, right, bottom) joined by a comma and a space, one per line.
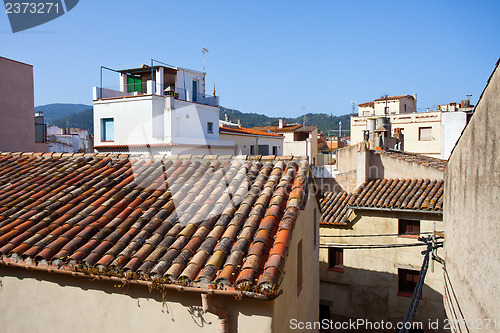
0, 153, 311, 298
320, 179, 444, 225
219, 126, 284, 137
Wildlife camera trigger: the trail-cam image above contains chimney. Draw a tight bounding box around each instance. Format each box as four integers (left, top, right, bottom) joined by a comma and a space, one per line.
225, 114, 230, 122
278, 118, 285, 128
413, 93, 417, 101
237, 119, 242, 127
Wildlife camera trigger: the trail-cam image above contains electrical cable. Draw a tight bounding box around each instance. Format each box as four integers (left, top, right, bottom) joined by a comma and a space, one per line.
320, 231, 444, 238
319, 242, 443, 250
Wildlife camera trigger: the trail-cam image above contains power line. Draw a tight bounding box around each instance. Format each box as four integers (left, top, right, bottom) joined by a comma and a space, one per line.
320, 231, 444, 238
320, 242, 442, 250
399, 236, 444, 333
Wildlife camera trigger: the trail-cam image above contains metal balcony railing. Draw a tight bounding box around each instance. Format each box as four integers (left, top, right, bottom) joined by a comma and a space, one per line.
94, 82, 219, 107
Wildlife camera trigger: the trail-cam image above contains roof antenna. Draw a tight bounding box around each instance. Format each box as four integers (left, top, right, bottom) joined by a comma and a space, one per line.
202, 48, 209, 73
301, 106, 306, 126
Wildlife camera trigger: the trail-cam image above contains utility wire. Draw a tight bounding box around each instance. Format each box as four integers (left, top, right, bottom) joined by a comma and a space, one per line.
399, 236, 444, 333
443, 265, 470, 333
321, 231, 444, 238
320, 242, 443, 250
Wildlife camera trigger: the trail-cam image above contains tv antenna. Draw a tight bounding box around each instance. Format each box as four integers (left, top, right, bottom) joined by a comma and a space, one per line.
202, 48, 209, 72
351, 100, 357, 115
301, 106, 306, 126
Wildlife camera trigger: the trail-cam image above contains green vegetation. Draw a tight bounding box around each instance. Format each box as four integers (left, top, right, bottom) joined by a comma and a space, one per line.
35, 103, 92, 122
219, 106, 352, 136
52, 108, 93, 134
34, 103, 352, 137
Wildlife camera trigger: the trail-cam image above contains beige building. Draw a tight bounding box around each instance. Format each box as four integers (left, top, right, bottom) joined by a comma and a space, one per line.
352, 95, 471, 159
0, 56, 47, 152
318, 143, 448, 331
219, 121, 284, 156
0, 153, 319, 333
444, 59, 499, 333
319, 181, 446, 331
253, 120, 318, 166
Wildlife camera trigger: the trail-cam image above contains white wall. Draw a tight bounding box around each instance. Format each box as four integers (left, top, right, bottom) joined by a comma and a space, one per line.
441, 111, 467, 159
93, 96, 234, 152
219, 133, 283, 156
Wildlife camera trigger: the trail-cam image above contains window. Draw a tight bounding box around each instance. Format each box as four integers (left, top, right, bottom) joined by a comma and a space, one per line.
399, 219, 420, 238
328, 247, 344, 272
127, 75, 141, 93
418, 127, 432, 141
192, 80, 198, 102
250, 145, 255, 155
398, 268, 420, 297
207, 122, 213, 134
384, 106, 389, 114
297, 240, 303, 297
102, 118, 114, 142
404, 104, 407, 112
272, 146, 278, 155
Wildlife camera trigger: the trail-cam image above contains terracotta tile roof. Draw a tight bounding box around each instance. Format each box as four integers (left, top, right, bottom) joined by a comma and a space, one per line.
251, 124, 303, 134
374, 95, 414, 102
0, 152, 311, 298
293, 125, 318, 133
320, 178, 444, 225
219, 125, 284, 138
358, 101, 374, 108
319, 192, 354, 225
373, 149, 448, 170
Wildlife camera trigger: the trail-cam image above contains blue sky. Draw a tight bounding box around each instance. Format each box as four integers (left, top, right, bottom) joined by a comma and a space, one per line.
2, 0, 499, 117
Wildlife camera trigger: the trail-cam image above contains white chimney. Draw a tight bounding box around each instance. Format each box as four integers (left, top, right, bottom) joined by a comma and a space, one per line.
278, 118, 285, 128
225, 114, 230, 122
237, 119, 242, 127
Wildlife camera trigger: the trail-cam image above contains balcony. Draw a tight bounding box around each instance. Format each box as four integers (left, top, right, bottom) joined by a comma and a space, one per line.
93, 81, 219, 107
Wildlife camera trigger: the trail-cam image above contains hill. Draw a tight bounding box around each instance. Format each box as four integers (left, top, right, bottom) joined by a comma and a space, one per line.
34, 103, 352, 137
219, 106, 351, 136
35, 103, 92, 123
52, 108, 94, 134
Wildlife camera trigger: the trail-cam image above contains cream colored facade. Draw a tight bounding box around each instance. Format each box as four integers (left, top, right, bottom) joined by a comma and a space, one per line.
0, 189, 320, 333
351, 110, 470, 159
320, 210, 446, 330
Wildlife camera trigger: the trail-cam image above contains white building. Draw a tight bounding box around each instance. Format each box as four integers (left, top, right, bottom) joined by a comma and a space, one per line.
47, 125, 91, 153
218, 118, 284, 156
252, 119, 318, 165
351, 95, 472, 159
92, 63, 235, 155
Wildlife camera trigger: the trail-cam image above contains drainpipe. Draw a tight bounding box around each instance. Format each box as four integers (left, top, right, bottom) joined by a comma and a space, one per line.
201, 293, 228, 333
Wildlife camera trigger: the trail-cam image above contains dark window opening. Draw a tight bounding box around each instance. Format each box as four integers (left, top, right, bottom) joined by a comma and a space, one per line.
297, 240, 303, 297
398, 219, 420, 238
328, 247, 344, 272
272, 146, 278, 155
207, 122, 214, 134
398, 268, 420, 297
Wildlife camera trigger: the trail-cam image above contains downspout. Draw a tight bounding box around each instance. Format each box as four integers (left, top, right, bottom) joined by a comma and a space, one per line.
201, 293, 228, 333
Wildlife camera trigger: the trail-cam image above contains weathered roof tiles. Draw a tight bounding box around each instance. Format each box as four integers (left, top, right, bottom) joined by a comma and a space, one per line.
0, 152, 311, 297
320, 178, 444, 225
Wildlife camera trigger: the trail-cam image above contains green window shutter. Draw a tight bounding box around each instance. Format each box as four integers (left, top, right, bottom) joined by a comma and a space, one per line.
127, 76, 141, 93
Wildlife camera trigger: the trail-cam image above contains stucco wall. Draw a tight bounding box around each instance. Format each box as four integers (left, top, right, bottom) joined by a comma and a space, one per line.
335, 143, 443, 193
272, 189, 320, 332
444, 61, 500, 333
0, 56, 44, 152
351, 112, 449, 157
0, 266, 273, 333
93, 96, 234, 153
219, 133, 283, 156
319, 211, 446, 330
